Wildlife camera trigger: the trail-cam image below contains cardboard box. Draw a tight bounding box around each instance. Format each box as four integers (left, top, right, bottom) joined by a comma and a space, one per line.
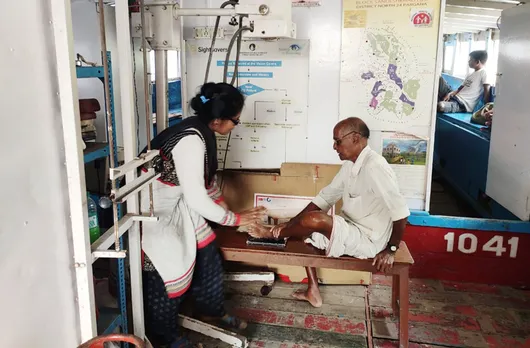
220, 163, 372, 285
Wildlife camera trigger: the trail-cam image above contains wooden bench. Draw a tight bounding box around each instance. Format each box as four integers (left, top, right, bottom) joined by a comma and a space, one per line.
216, 229, 414, 348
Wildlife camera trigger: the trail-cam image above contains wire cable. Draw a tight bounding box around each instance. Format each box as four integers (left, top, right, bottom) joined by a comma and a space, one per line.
204, 1, 239, 84
223, 26, 252, 84
230, 16, 244, 86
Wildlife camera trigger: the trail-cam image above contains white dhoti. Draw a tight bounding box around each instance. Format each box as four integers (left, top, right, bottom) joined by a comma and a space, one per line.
304, 215, 380, 259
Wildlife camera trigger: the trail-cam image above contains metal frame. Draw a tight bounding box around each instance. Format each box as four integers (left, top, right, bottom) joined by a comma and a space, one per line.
75, 50, 130, 338
178, 315, 249, 348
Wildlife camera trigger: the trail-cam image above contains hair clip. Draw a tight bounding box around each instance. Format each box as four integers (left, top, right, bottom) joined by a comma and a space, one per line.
200, 96, 209, 104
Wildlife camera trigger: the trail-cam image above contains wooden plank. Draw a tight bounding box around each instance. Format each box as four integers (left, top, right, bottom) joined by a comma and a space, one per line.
371, 276, 444, 293
225, 281, 366, 304
225, 294, 366, 317
373, 338, 447, 347
369, 286, 530, 310
217, 229, 413, 274
231, 307, 367, 336
371, 306, 481, 331
484, 335, 530, 348
371, 320, 488, 347
244, 323, 368, 347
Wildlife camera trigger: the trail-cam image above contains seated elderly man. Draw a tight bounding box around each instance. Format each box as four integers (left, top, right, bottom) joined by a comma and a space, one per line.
248, 117, 410, 308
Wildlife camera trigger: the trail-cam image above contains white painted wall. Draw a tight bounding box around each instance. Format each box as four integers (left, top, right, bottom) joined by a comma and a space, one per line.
0, 1, 81, 347
71, 0, 123, 146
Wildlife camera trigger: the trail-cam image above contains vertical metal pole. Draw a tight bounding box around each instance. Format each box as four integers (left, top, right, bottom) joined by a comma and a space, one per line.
155, 50, 169, 132
97, 0, 121, 251
116, 0, 145, 338
180, 0, 188, 118
140, 0, 155, 216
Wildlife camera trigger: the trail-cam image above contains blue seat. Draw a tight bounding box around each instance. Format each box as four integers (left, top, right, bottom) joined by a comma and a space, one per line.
152, 79, 183, 117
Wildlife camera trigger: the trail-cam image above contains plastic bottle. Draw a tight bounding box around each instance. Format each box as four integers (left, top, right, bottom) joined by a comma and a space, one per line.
87, 193, 100, 244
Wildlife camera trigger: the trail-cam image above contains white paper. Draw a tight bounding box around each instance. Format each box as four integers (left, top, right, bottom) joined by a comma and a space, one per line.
254, 193, 335, 224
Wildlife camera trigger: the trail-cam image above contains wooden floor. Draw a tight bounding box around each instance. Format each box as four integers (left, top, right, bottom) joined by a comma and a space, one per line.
187, 276, 530, 348
429, 175, 480, 218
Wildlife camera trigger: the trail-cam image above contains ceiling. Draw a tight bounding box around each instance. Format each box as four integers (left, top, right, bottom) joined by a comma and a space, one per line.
443, 0, 522, 34
77, 0, 522, 34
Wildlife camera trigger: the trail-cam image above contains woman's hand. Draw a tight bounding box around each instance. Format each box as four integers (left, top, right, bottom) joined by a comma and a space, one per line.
238, 206, 267, 226
218, 201, 229, 211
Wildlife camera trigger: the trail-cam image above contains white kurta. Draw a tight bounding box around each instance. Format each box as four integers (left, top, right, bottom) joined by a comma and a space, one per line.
307, 145, 410, 258
141, 133, 239, 297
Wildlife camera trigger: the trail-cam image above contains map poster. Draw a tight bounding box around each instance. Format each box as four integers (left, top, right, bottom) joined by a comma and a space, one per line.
381, 132, 428, 199
339, 0, 442, 132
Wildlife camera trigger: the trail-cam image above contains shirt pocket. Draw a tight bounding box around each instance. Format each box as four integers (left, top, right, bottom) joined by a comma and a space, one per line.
343, 191, 367, 220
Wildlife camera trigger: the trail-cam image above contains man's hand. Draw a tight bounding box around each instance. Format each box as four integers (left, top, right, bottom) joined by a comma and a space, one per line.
443, 92, 453, 102
270, 222, 288, 238
372, 249, 395, 273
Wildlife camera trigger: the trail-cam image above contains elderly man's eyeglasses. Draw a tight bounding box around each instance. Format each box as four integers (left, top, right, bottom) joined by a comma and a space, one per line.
334, 130, 361, 146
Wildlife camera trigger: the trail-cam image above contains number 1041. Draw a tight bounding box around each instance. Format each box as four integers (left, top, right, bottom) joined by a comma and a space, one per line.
444, 233, 519, 258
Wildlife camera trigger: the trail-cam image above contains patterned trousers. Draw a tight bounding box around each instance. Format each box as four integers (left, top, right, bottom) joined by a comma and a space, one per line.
143, 241, 226, 347
438, 76, 466, 113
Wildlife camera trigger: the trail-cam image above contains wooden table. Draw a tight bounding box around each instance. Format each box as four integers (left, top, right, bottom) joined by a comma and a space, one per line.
216, 229, 414, 348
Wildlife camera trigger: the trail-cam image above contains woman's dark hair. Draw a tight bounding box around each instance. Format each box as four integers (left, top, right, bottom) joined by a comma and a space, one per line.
190, 82, 245, 123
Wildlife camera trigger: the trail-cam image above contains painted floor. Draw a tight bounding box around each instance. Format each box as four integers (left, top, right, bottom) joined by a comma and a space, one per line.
186, 276, 530, 347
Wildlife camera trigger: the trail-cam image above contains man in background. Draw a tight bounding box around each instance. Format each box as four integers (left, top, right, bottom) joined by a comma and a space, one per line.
248, 117, 410, 308
438, 50, 492, 113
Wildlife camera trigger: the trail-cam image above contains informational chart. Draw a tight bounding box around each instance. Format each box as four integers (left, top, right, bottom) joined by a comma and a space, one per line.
185, 39, 310, 169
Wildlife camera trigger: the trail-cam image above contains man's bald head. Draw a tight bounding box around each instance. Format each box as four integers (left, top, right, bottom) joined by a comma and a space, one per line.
332, 117, 370, 162
335, 117, 370, 139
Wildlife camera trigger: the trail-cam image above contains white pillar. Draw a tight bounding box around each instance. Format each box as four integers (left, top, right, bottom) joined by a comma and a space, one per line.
50, 0, 97, 342
115, 0, 145, 338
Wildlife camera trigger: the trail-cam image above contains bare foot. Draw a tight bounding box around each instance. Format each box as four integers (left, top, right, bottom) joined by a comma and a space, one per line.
247, 223, 274, 239
292, 288, 323, 308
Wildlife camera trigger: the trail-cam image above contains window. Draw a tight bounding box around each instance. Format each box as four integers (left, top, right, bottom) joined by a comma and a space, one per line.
453, 40, 471, 78
487, 39, 499, 85
443, 45, 455, 73
441, 30, 499, 86
471, 40, 486, 52
149, 50, 181, 81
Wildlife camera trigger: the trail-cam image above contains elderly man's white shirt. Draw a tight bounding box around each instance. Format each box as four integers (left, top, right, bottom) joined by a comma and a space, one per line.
312, 145, 410, 252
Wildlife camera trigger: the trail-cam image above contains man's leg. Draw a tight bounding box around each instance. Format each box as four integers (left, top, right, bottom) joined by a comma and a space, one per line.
268, 211, 333, 240
438, 76, 453, 102
438, 100, 464, 113
249, 211, 333, 308
292, 266, 323, 308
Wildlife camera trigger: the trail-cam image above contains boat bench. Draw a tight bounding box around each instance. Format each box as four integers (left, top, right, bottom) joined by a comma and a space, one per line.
217, 229, 415, 348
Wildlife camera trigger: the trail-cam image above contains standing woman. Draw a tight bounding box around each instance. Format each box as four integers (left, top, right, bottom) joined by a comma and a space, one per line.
140, 82, 265, 348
